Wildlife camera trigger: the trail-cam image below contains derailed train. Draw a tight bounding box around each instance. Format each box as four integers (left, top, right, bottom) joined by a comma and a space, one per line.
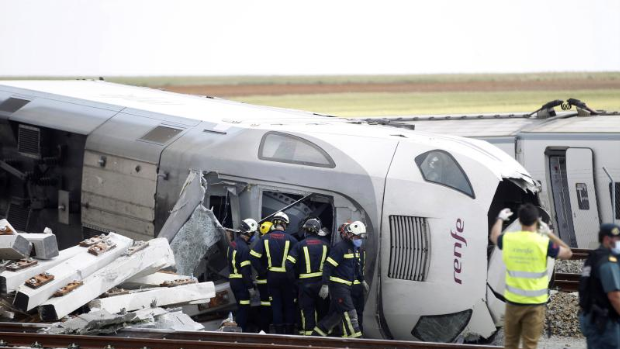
0, 80, 539, 342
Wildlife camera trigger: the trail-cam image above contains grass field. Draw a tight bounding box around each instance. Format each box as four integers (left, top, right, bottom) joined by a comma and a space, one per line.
232, 89, 620, 117
3, 73, 619, 116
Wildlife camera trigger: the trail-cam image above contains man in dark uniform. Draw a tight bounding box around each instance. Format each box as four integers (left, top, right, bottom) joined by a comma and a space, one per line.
286, 218, 329, 335
343, 244, 368, 336
250, 212, 298, 334
253, 220, 274, 333
227, 218, 258, 332
579, 223, 620, 349
312, 221, 367, 338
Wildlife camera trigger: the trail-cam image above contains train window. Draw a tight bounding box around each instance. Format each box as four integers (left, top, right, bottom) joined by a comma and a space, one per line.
415, 150, 475, 198
259, 132, 335, 168
576, 183, 590, 210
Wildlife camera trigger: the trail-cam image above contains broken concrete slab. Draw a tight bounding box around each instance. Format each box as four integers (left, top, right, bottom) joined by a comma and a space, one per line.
88, 282, 215, 314
14, 233, 133, 311
169, 206, 224, 276
17, 233, 58, 259
130, 310, 204, 331
39, 238, 175, 321
0, 245, 86, 294
0, 235, 32, 260
120, 271, 193, 290
158, 170, 206, 242
45, 309, 138, 335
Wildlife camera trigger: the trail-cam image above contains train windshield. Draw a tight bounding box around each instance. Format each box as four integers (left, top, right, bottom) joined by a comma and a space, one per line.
415, 150, 475, 198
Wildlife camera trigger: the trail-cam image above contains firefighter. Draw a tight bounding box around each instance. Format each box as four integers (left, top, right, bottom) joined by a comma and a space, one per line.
250, 212, 298, 334
253, 220, 274, 333
286, 218, 329, 335
312, 221, 367, 338
227, 218, 258, 332
343, 241, 368, 337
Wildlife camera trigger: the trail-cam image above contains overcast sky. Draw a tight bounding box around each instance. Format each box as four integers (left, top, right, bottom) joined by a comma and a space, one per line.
0, 0, 619, 76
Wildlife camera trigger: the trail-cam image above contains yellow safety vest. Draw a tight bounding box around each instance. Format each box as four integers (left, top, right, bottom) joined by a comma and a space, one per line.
502, 231, 550, 304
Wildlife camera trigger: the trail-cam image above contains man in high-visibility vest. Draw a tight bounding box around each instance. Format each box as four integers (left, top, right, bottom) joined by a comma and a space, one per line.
490, 203, 572, 349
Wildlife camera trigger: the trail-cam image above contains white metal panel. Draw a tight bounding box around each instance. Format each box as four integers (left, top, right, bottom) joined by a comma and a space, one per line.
566, 148, 601, 248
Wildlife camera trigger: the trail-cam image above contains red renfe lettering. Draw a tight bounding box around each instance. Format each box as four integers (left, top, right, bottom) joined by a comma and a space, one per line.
452, 219, 466, 284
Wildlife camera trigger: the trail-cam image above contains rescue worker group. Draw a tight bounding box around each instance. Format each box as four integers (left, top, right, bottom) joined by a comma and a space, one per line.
227, 204, 620, 348
227, 211, 367, 337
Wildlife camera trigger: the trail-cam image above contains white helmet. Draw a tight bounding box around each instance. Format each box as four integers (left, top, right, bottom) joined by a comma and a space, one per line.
240, 218, 258, 234
272, 212, 290, 225
345, 221, 367, 237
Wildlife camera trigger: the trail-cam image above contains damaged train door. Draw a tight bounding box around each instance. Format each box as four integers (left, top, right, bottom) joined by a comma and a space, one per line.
547, 148, 601, 248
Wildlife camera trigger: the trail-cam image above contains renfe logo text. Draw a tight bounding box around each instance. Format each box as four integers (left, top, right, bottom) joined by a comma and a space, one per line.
452, 218, 466, 284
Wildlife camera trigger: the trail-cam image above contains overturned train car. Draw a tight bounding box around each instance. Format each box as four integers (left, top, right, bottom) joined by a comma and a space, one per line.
0, 81, 539, 342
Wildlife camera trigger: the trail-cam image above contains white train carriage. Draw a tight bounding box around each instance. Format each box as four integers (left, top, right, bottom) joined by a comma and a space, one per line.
0, 80, 539, 341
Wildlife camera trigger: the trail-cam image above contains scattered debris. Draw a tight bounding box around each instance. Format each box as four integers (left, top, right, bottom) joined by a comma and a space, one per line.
14, 233, 133, 311
0, 174, 223, 334
88, 282, 215, 314
39, 238, 175, 321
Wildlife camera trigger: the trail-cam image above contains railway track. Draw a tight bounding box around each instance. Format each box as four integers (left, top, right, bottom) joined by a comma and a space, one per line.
552, 272, 580, 292
0, 322, 500, 349
569, 248, 590, 260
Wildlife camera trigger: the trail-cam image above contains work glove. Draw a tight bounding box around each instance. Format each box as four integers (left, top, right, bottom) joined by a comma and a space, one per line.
248, 288, 257, 299
362, 281, 369, 294
497, 208, 513, 221
319, 285, 329, 299
538, 219, 551, 236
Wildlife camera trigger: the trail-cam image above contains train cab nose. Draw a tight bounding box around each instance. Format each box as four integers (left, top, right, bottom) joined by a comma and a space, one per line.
375, 142, 538, 342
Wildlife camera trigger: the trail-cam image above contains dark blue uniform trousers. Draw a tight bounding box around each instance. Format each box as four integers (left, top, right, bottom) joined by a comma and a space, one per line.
268, 272, 296, 329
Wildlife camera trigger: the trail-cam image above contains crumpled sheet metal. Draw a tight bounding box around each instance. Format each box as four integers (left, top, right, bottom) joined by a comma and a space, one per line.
170, 206, 225, 277
159, 169, 207, 242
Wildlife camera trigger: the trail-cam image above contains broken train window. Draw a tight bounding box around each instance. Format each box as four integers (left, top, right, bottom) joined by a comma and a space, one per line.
415, 150, 475, 198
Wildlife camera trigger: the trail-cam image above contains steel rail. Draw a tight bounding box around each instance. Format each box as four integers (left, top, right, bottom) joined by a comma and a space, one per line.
569, 249, 590, 260
0, 323, 501, 349
552, 272, 580, 292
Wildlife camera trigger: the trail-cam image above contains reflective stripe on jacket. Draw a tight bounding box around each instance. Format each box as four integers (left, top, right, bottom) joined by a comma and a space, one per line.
502, 231, 550, 304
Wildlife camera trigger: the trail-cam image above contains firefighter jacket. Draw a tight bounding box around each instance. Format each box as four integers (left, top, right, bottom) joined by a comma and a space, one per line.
322, 239, 359, 287
227, 236, 253, 289
286, 236, 329, 280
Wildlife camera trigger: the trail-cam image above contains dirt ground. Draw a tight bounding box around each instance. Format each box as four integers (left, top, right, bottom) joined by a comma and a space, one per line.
159, 79, 620, 97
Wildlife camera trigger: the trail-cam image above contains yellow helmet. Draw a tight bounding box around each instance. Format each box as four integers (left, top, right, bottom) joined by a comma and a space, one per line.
260, 221, 273, 235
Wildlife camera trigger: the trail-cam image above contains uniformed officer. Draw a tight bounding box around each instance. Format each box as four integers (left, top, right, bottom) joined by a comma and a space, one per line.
579, 223, 620, 349
490, 204, 572, 349
250, 212, 298, 334
227, 218, 258, 332
253, 220, 274, 333
312, 221, 367, 338
286, 218, 329, 335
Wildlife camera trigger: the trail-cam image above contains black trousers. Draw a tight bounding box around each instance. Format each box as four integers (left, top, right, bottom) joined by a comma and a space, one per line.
257, 280, 272, 332
230, 279, 250, 331
298, 277, 323, 335
343, 283, 365, 336
315, 283, 361, 338
268, 272, 295, 327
